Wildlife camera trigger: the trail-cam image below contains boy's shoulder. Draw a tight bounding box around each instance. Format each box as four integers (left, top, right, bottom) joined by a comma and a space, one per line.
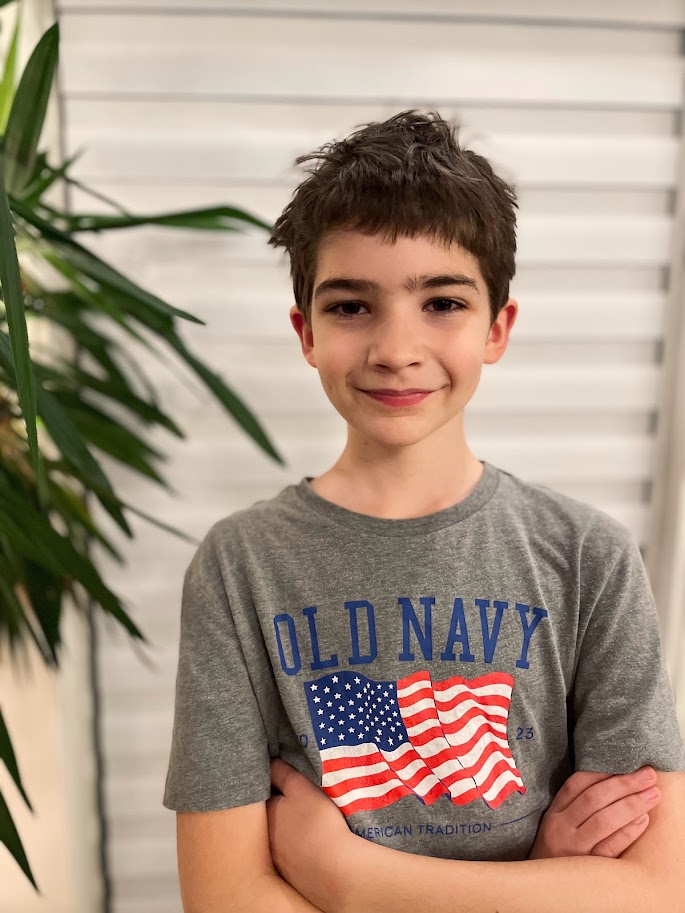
491, 463, 638, 561
193, 481, 300, 556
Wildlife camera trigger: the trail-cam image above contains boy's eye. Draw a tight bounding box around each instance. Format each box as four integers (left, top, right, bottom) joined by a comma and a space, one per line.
429, 298, 467, 313
325, 298, 467, 318
325, 301, 366, 318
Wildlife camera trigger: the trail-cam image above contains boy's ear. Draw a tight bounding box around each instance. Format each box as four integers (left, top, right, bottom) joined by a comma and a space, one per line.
483, 298, 518, 366
290, 304, 317, 368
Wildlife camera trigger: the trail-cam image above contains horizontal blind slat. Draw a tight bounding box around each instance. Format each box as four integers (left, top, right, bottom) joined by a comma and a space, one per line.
57, 0, 685, 29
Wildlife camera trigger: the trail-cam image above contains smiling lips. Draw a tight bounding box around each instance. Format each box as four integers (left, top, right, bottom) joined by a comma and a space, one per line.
364, 389, 432, 395
361, 389, 434, 407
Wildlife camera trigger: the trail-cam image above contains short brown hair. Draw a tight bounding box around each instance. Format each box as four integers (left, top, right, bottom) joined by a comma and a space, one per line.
268, 108, 518, 329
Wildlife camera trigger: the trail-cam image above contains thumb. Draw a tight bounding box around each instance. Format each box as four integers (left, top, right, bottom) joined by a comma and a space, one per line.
270, 757, 312, 796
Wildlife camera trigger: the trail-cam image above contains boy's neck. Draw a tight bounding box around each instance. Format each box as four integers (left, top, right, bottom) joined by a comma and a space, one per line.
308, 451, 484, 521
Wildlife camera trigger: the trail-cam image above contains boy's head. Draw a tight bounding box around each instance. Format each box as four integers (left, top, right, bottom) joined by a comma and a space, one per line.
267, 109, 519, 463
268, 108, 518, 330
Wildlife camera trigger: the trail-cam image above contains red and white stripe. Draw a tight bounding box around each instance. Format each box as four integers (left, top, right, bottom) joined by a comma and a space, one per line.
318, 670, 525, 817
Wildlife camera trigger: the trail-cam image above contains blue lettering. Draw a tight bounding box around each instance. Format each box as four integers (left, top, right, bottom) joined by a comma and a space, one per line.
302, 606, 338, 670
346, 600, 378, 664
398, 596, 435, 661
274, 613, 301, 674
514, 603, 548, 669
477, 599, 508, 663
441, 598, 476, 662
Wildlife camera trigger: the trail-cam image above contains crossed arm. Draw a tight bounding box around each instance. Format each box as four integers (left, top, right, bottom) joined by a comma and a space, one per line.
267, 766, 685, 913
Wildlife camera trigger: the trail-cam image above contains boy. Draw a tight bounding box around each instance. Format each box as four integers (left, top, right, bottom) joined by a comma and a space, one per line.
162, 110, 685, 912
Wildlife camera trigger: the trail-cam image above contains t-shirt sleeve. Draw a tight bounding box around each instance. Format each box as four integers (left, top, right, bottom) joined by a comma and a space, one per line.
162, 526, 272, 812
571, 528, 685, 773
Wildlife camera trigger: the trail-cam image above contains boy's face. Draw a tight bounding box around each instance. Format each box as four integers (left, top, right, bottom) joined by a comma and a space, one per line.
290, 229, 517, 453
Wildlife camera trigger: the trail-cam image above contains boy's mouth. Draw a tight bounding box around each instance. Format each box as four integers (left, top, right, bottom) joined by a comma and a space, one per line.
363, 388, 432, 395
361, 389, 433, 407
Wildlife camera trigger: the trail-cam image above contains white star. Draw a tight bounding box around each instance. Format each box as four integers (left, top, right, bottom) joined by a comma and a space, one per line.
311, 684, 318, 691
332, 675, 339, 683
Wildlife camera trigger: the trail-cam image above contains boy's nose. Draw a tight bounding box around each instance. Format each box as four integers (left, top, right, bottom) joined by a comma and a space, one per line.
367, 318, 424, 360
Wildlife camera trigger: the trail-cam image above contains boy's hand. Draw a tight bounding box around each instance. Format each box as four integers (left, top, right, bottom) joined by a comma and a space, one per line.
529, 767, 661, 859
267, 757, 355, 910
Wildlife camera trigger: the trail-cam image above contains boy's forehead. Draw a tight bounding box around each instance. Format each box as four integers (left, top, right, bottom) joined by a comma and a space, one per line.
314, 229, 484, 291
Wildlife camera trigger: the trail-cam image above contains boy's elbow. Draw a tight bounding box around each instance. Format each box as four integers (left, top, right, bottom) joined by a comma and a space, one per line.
182, 870, 310, 913
176, 802, 274, 913
175, 802, 323, 913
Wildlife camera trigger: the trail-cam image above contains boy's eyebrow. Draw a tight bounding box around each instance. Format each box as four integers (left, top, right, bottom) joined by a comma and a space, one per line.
314, 273, 481, 300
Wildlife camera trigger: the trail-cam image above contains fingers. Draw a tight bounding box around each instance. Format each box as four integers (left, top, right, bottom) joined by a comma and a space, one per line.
551, 771, 614, 813
533, 768, 662, 859
559, 767, 657, 829
578, 782, 661, 852
590, 813, 651, 858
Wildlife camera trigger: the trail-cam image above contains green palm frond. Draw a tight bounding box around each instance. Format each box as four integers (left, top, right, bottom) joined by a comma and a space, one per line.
0, 9, 286, 887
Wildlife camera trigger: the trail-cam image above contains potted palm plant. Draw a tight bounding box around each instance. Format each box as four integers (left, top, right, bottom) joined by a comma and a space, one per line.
0, 3, 285, 889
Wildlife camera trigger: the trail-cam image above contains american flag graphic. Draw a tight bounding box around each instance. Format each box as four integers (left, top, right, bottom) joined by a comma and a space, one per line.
304, 669, 525, 817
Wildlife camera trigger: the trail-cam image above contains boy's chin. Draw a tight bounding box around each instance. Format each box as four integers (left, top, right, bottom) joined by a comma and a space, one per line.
343, 421, 454, 448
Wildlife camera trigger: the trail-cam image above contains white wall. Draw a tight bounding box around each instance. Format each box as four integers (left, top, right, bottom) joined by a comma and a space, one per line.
0, 608, 102, 913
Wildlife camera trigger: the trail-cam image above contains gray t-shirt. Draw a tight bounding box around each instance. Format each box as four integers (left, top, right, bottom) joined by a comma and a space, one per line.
162, 460, 685, 861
